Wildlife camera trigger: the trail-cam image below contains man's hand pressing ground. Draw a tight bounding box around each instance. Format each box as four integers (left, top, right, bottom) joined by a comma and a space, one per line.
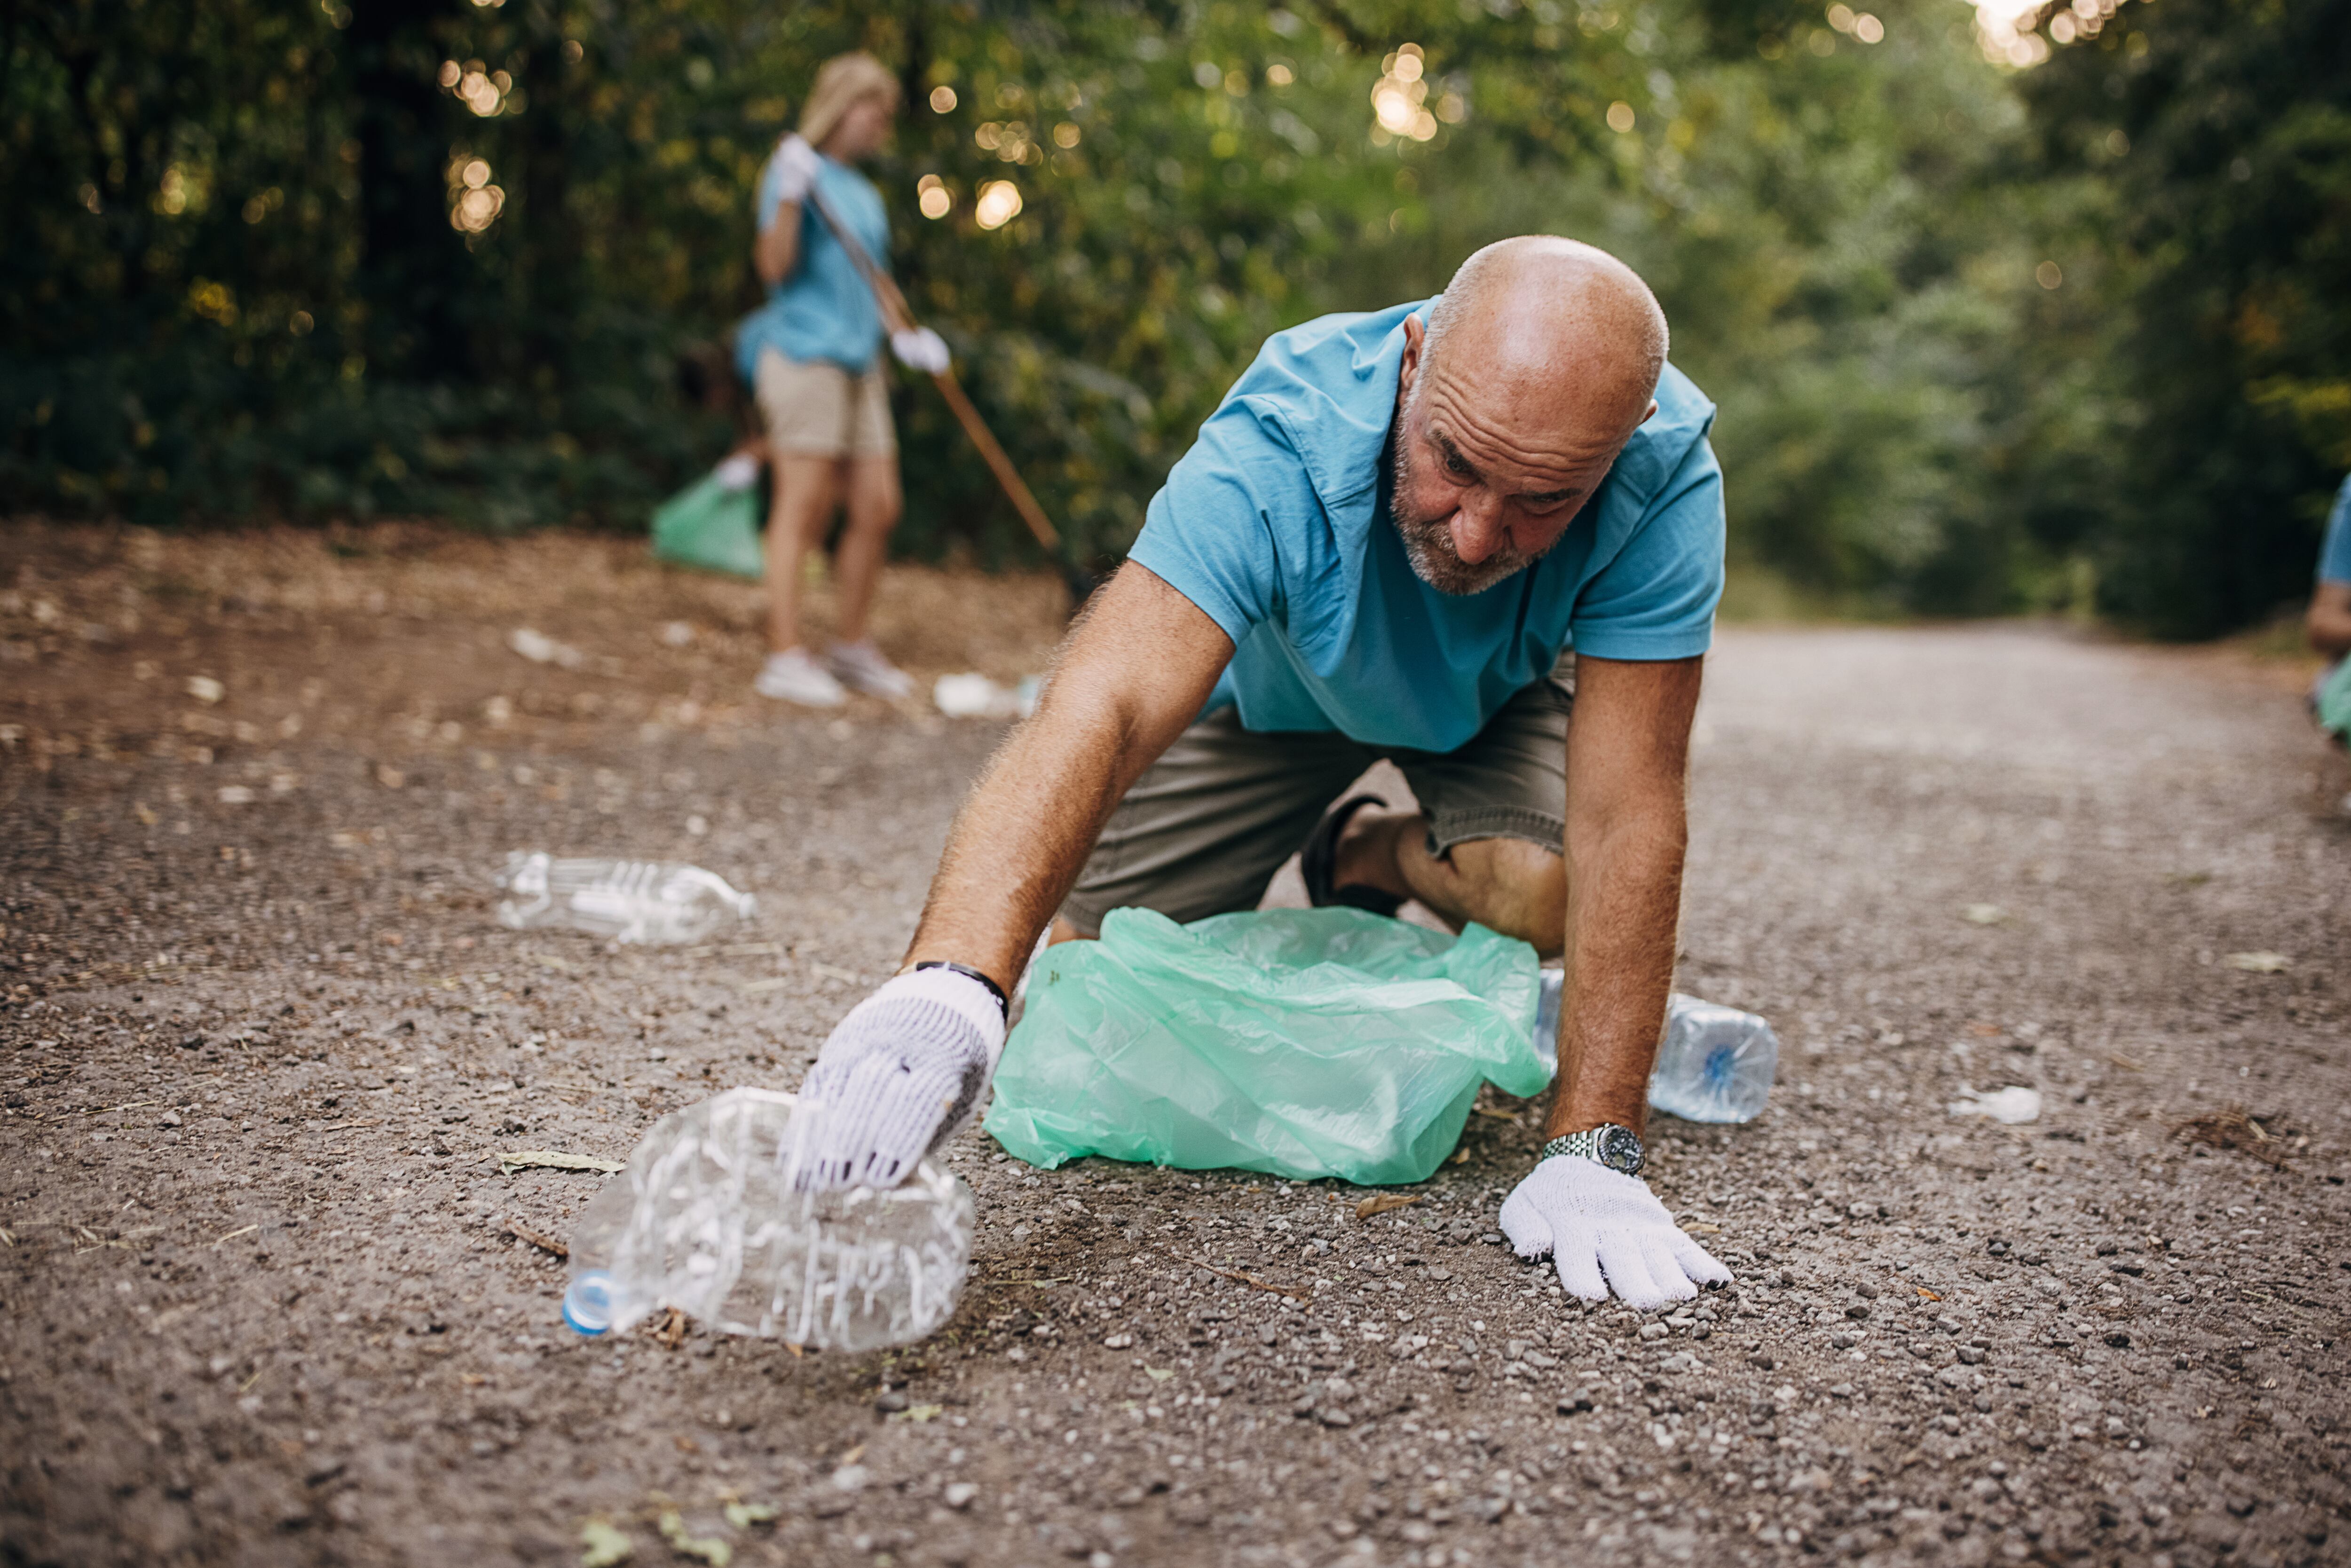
1499, 1156, 1732, 1311
789, 969, 1005, 1190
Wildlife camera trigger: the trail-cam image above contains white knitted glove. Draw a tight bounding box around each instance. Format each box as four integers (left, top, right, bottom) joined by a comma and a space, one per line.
789, 968, 1005, 1190
1499, 1156, 1733, 1311
769, 133, 823, 205
890, 326, 950, 375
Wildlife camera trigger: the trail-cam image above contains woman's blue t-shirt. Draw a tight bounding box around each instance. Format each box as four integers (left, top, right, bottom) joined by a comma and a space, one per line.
2319, 474, 2351, 585
735, 151, 890, 381
1127, 301, 1726, 756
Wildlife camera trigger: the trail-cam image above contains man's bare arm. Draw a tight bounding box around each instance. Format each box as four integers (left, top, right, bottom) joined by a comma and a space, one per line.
1546, 654, 1704, 1141
903, 563, 1234, 993
2309, 582, 2351, 660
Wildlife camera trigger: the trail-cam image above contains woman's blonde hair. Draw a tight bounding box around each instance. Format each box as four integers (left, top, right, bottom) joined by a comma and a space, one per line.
798, 52, 901, 150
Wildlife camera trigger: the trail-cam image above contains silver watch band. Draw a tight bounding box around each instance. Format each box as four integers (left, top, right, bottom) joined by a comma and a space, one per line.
1541, 1123, 1644, 1176
1543, 1131, 1598, 1162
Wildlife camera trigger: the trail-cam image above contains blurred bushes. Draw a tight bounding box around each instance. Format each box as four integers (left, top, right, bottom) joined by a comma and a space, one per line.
5, 0, 2342, 630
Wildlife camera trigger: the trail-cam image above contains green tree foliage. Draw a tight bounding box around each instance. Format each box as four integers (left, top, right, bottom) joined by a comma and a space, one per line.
2013, 0, 2351, 637
1, 0, 2233, 625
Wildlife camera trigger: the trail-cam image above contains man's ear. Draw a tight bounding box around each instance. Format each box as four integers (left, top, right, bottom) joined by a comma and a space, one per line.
1398, 314, 1425, 405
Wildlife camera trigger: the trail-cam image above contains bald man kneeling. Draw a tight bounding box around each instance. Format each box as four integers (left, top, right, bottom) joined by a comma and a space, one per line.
793, 237, 1733, 1311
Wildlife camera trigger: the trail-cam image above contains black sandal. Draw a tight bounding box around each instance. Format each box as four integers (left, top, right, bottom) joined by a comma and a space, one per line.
1301, 794, 1404, 918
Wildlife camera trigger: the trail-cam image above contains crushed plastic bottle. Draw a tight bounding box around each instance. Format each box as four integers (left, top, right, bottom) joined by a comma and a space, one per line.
1649, 994, 1779, 1123
1526, 973, 1778, 1124
494, 852, 754, 945
561, 1088, 975, 1351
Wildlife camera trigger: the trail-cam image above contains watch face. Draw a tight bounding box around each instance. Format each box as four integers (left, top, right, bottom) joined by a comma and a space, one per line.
1597, 1125, 1644, 1176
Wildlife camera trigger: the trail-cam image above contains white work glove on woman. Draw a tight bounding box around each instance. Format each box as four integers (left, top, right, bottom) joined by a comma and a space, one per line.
790, 968, 1006, 1190
769, 133, 823, 205
890, 326, 951, 375
1499, 1156, 1733, 1311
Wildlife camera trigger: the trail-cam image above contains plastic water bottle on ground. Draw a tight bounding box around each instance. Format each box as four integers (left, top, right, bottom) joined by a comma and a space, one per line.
1526, 975, 1777, 1123
560, 1088, 975, 1351
1649, 994, 1778, 1123
494, 852, 754, 945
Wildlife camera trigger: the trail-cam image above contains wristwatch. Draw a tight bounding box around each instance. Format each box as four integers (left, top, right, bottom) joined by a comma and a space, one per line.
1542, 1124, 1644, 1177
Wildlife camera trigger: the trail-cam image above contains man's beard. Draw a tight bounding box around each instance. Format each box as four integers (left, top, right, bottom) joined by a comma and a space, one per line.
1389, 432, 1549, 597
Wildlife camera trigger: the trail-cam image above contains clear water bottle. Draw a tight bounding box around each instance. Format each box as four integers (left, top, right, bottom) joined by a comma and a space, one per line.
561, 1087, 975, 1352
1648, 994, 1778, 1123
495, 852, 755, 945
1525, 977, 1777, 1123
1534, 968, 1563, 1051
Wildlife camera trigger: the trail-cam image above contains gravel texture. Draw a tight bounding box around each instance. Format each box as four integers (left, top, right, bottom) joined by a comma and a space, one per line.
3, 523, 2349, 1568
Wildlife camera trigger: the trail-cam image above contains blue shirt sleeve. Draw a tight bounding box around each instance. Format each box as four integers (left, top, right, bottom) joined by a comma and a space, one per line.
2320, 475, 2351, 585
1567, 435, 1726, 662
1126, 413, 1294, 648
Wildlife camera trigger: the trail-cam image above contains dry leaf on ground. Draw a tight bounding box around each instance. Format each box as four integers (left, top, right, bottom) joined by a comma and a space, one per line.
579, 1518, 633, 1568
655, 1511, 730, 1567
497, 1149, 623, 1175
2174, 1105, 2288, 1167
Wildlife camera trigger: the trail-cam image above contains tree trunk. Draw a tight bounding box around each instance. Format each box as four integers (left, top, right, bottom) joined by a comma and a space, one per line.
346, 0, 472, 380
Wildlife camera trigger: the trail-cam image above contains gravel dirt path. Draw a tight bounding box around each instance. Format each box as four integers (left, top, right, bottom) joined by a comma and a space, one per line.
3, 524, 2348, 1568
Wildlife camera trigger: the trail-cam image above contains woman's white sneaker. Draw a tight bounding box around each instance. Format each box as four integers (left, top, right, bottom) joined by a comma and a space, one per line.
828, 639, 915, 700
754, 647, 848, 707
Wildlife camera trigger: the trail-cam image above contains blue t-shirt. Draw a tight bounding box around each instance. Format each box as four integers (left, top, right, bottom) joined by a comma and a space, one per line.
1128, 300, 1726, 755
2319, 474, 2351, 585
735, 152, 890, 380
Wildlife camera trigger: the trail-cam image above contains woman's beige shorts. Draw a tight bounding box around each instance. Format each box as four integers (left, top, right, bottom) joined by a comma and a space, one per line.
754, 348, 896, 459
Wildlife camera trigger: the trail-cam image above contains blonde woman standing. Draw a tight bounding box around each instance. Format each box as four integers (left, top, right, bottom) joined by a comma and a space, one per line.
738, 53, 947, 707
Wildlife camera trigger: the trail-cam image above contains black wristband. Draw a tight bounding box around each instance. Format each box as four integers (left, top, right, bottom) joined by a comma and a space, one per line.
912, 960, 1010, 1019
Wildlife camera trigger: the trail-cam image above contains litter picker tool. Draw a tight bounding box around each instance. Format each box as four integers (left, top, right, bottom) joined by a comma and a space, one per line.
802, 182, 1073, 569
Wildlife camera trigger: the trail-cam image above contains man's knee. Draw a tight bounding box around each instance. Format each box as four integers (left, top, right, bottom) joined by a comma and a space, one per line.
1443, 835, 1564, 952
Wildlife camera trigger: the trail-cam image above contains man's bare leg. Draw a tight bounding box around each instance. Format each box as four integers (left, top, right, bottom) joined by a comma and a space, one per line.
1043, 810, 1562, 955
1333, 809, 1565, 956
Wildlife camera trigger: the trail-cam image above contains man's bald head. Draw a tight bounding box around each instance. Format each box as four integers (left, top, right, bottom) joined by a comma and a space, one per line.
1424, 236, 1668, 434
1389, 237, 1670, 595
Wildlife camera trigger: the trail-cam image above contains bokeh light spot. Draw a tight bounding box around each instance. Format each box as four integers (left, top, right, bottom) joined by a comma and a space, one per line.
929, 84, 958, 113
974, 180, 1023, 230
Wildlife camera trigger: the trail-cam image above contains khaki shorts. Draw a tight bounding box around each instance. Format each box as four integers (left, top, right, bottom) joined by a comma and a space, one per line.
1060, 658, 1575, 935
754, 348, 896, 459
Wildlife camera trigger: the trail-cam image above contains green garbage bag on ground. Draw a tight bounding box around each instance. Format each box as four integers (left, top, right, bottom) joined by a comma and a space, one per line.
2318, 658, 2351, 744
984, 907, 1551, 1187
651, 471, 765, 580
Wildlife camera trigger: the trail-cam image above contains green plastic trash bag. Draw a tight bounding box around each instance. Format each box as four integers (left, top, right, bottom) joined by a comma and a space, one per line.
652, 471, 765, 581
984, 907, 1551, 1187
2318, 658, 2351, 743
